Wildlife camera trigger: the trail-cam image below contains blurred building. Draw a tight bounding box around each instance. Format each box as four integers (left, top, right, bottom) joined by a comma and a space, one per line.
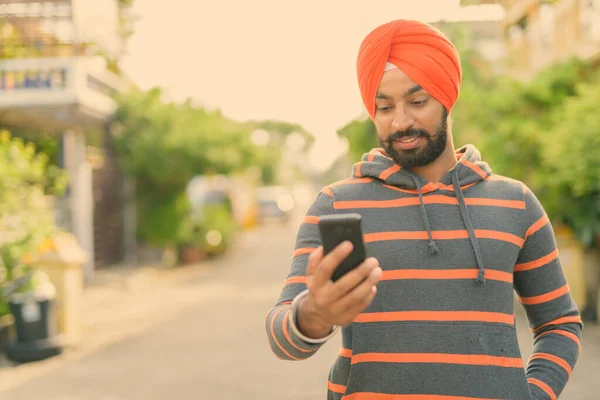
0, 0, 134, 281
462, 0, 600, 79
432, 19, 507, 74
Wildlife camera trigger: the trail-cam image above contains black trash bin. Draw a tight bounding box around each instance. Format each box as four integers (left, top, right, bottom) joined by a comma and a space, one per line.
5, 274, 63, 363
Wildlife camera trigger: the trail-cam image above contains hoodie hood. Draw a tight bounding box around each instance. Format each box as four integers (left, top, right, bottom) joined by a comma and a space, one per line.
353, 144, 492, 190
352, 144, 492, 283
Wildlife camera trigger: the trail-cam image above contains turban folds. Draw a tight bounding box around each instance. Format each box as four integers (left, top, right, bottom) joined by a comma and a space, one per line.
356, 20, 462, 119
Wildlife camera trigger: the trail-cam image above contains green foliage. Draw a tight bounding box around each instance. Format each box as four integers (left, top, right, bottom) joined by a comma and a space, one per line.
113, 88, 314, 249
0, 131, 66, 315
540, 77, 600, 248
114, 88, 259, 193
113, 88, 251, 247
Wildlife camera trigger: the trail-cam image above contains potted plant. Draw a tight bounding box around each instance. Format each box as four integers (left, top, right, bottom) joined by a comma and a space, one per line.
0, 131, 67, 361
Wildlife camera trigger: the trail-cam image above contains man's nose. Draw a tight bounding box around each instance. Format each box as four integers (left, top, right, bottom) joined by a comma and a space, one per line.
391, 107, 415, 132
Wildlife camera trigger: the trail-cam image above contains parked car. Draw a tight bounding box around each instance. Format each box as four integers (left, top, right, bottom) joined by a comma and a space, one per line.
256, 186, 295, 224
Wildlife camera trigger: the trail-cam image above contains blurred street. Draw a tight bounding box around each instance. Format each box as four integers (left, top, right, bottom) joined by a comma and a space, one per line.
0, 211, 597, 399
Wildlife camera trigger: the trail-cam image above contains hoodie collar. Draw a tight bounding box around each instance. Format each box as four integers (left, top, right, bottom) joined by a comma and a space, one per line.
353, 144, 492, 192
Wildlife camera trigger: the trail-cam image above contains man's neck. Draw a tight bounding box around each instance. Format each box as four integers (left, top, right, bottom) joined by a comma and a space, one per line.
408, 145, 458, 183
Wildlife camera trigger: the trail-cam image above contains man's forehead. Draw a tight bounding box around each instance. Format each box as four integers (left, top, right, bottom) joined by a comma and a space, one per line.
378, 68, 422, 96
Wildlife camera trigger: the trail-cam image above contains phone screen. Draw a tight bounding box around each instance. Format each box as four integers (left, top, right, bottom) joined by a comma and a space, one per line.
318, 213, 366, 281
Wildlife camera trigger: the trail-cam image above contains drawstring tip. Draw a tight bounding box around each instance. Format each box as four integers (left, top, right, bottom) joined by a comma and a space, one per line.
428, 240, 439, 254
476, 269, 486, 283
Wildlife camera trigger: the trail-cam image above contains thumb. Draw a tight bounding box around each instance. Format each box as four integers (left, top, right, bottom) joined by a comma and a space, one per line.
306, 246, 323, 277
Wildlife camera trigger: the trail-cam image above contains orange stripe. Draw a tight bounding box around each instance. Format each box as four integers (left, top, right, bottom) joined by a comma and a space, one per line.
330, 178, 373, 187
515, 249, 559, 272
334, 196, 525, 210
535, 330, 581, 350
303, 215, 319, 224
532, 316, 582, 333
474, 230, 525, 247
381, 269, 513, 283
351, 352, 523, 368
282, 309, 317, 354
528, 378, 557, 400
464, 197, 525, 209
526, 214, 550, 237
327, 381, 347, 394
293, 247, 315, 257
342, 394, 494, 400
269, 306, 300, 360
518, 284, 570, 305
367, 153, 375, 162
364, 230, 524, 247
354, 310, 514, 325
322, 187, 333, 197
435, 181, 479, 191
354, 162, 363, 178
284, 276, 307, 286
379, 164, 401, 180
381, 182, 477, 195
338, 347, 352, 358
461, 159, 489, 179
529, 352, 572, 376
382, 183, 421, 194
421, 182, 438, 193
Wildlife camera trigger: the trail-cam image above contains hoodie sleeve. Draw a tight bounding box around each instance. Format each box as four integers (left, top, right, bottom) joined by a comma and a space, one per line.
513, 186, 583, 399
265, 188, 336, 361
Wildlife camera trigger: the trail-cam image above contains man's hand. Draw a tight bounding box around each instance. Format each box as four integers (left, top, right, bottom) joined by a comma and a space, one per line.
297, 241, 382, 339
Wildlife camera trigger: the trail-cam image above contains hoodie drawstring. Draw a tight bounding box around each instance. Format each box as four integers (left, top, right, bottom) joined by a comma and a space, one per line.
452, 170, 486, 283
410, 174, 439, 254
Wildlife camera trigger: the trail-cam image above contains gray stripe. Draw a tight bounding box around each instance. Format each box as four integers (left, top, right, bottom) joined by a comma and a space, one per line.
352, 321, 522, 357
368, 279, 515, 313
344, 363, 532, 398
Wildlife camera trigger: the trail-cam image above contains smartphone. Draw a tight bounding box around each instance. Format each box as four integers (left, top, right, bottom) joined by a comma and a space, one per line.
318, 213, 366, 282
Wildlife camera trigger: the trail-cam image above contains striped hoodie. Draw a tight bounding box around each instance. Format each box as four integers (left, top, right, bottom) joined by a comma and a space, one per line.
266, 144, 583, 399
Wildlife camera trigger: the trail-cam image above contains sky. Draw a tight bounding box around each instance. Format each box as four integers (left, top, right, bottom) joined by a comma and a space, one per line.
121, 0, 503, 173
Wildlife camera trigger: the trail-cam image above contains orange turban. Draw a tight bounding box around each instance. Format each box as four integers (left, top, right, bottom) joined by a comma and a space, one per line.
356, 19, 462, 119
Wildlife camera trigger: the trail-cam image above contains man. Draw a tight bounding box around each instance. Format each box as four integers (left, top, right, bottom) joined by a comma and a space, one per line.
265, 19, 582, 399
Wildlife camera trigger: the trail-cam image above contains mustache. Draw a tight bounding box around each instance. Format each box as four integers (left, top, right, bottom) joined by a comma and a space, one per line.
387, 129, 439, 142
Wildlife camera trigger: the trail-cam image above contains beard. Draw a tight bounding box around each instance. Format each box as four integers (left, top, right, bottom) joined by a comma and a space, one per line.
377, 109, 448, 168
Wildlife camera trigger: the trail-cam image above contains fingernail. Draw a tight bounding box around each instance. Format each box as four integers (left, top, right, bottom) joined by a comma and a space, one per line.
372, 267, 382, 279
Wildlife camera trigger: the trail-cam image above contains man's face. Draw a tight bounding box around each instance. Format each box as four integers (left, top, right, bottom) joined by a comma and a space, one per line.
374, 68, 448, 167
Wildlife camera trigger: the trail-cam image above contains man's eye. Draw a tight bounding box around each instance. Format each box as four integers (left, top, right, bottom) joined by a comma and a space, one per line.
376, 106, 391, 112
411, 100, 426, 106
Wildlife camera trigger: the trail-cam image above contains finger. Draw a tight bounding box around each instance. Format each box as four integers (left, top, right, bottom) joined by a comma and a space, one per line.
306, 246, 323, 277
313, 241, 354, 286
335, 267, 382, 313
330, 257, 379, 300
333, 286, 379, 326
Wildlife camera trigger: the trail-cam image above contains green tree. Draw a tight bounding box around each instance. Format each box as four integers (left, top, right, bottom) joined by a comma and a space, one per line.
541, 77, 600, 248
113, 88, 262, 247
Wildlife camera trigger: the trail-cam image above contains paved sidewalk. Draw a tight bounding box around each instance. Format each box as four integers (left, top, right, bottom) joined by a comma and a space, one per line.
0, 257, 224, 391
